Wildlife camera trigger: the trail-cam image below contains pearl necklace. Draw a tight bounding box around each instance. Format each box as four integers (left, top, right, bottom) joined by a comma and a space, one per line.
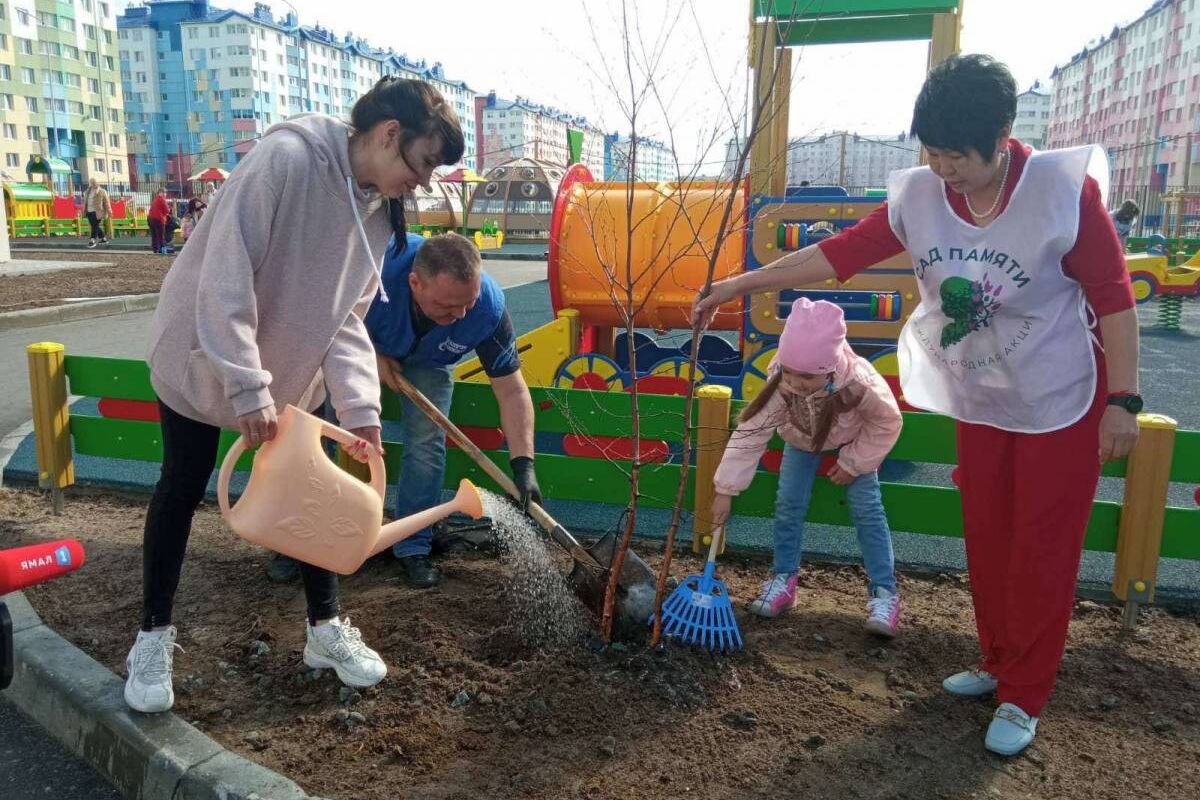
964, 150, 1011, 220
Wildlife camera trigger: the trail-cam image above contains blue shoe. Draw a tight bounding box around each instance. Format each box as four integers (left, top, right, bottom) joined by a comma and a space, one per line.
984, 703, 1039, 756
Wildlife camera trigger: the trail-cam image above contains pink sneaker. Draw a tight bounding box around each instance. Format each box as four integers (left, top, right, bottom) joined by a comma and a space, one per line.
750, 573, 798, 618
864, 587, 901, 637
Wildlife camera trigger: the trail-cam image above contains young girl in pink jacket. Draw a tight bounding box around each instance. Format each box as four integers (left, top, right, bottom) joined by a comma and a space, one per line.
711, 298, 904, 634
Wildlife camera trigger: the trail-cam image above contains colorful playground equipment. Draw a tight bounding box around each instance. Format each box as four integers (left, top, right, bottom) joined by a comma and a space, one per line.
528, 0, 966, 408
3, 180, 140, 238
1125, 244, 1200, 331
538, 169, 918, 405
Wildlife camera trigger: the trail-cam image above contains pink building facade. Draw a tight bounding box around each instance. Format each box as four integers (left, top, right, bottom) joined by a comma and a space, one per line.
1047, 0, 1200, 197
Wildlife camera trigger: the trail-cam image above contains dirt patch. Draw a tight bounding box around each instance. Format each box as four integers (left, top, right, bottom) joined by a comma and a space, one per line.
0, 251, 171, 312
2, 486, 1198, 800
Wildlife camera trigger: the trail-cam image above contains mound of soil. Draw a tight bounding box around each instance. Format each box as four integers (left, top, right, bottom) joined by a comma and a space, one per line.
1, 252, 170, 312
2, 487, 1198, 800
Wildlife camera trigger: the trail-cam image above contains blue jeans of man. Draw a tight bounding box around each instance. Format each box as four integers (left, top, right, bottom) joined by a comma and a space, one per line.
771, 444, 897, 595
390, 363, 455, 558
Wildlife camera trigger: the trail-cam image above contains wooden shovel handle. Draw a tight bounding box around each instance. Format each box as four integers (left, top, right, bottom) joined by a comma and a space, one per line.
391, 373, 559, 535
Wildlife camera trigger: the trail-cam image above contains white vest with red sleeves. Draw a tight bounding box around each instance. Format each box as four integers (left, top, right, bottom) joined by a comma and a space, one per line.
887, 145, 1109, 433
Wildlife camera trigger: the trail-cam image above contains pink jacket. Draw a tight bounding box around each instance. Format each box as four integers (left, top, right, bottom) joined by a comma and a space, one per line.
713, 343, 903, 496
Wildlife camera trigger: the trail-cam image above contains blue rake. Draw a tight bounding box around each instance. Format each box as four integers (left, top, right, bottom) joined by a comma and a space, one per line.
657, 528, 742, 653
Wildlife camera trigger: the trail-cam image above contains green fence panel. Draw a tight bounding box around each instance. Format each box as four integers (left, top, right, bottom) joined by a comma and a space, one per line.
732, 470, 1122, 551
65, 356, 156, 401
388, 382, 698, 443
886, 412, 958, 464
69, 415, 253, 470
392, 445, 694, 510
1161, 507, 1200, 561
1170, 430, 1200, 484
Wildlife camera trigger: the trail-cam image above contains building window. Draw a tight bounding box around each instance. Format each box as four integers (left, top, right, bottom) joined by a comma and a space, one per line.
0, 94, 13, 111
27, 126, 39, 141
6, 153, 21, 168
0, 65, 8, 81
111, 159, 122, 174
1, 123, 15, 139
25, 96, 37, 112
91, 131, 102, 146
93, 158, 104, 172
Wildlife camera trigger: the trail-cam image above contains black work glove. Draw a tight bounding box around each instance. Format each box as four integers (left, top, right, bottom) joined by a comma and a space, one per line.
509, 456, 542, 512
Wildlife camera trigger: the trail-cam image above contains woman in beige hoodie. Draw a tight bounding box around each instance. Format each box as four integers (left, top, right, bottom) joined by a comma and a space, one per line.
124, 77, 465, 714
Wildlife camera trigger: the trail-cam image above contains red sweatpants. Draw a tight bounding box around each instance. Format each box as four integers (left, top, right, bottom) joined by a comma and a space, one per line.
955, 369, 1107, 718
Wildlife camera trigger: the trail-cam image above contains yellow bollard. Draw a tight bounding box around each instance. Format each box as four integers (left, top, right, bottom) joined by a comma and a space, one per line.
1112, 413, 1177, 630
26, 343, 74, 514
692, 384, 733, 554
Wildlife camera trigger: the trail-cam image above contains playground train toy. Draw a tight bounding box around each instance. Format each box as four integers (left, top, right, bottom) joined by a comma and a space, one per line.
473, 164, 920, 406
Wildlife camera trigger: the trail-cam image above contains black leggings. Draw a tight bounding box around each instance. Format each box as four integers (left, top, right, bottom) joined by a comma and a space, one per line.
142, 400, 340, 630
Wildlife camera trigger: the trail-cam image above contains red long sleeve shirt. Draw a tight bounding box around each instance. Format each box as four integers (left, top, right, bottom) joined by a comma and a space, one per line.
148, 196, 170, 224
817, 139, 1135, 317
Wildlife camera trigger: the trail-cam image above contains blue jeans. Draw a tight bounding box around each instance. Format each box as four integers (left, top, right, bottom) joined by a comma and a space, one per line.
390, 363, 455, 558
771, 444, 897, 595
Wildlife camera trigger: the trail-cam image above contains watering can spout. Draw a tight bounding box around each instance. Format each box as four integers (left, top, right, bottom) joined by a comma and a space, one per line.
373, 479, 485, 556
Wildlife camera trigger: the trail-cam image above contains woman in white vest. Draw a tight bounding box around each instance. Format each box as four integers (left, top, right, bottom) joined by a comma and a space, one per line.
694, 55, 1140, 756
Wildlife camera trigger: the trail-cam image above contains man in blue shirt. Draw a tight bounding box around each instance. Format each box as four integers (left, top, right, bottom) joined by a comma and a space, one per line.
365, 232, 540, 588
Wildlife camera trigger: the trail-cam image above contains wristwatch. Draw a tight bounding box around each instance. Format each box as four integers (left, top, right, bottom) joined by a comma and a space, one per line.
1107, 392, 1144, 414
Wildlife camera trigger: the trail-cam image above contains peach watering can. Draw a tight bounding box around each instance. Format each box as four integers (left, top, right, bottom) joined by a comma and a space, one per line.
216, 405, 483, 574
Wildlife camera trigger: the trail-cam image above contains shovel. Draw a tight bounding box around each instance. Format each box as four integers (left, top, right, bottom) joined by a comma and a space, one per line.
390, 373, 658, 624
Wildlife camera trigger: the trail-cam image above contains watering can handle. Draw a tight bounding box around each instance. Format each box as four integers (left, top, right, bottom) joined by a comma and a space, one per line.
216, 419, 387, 521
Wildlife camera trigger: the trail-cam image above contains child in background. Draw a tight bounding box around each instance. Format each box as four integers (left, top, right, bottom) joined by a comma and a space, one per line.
710, 298, 904, 635
1110, 199, 1140, 242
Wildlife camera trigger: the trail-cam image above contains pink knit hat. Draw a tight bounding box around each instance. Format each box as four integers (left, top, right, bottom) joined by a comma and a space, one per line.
777, 297, 846, 374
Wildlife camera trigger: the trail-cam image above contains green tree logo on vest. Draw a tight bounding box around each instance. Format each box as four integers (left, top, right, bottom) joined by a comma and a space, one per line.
940, 274, 1003, 347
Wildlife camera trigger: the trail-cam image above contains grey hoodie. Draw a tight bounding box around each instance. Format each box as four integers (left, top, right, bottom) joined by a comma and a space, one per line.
147, 114, 391, 432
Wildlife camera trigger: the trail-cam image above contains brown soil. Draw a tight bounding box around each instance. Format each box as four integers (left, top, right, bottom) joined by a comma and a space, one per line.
2, 486, 1198, 800
0, 251, 171, 312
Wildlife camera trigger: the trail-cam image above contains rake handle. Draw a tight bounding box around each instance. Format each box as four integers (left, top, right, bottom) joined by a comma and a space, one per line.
704, 526, 724, 563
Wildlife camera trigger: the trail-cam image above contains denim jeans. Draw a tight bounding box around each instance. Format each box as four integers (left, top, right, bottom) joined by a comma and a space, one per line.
390, 363, 455, 558
771, 444, 897, 595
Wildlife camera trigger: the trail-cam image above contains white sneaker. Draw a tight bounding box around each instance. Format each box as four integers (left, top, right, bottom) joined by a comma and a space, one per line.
303, 617, 386, 688
864, 587, 901, 637
985, 703, 1039, 756
124, 626, 181, 713
942, 668, 999, 696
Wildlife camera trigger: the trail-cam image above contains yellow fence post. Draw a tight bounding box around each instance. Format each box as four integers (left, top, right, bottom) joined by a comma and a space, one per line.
1112, 413, 1177, 630
692, 384, 733, 554
26, 343, 75, 514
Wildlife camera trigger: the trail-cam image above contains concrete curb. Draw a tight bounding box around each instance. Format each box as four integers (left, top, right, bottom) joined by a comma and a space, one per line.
3, 590, 318, 800
0, 293, 159, 332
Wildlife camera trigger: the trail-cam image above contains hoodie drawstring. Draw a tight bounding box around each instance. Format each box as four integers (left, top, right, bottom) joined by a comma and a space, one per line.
346, 175, 388, 304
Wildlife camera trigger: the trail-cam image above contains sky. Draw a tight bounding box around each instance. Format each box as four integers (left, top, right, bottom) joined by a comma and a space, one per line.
119, 0, 1145, 171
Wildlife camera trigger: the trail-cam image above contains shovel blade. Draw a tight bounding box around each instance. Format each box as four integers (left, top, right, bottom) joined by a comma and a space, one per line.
565, 532, 657, 628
